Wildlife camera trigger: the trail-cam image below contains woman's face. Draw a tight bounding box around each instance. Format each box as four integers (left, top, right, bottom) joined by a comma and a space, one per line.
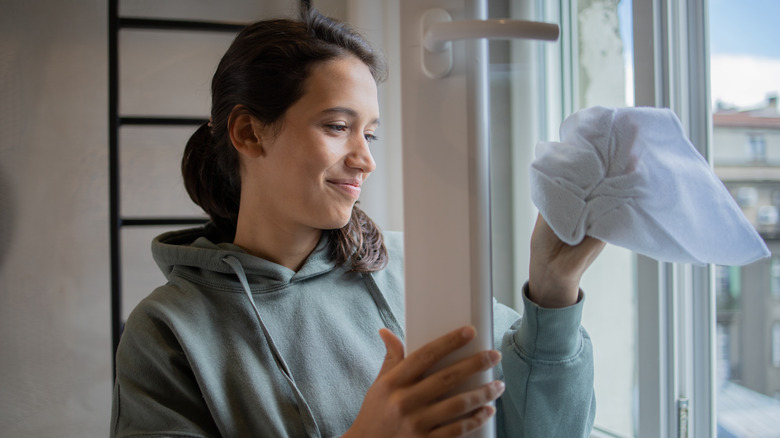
246, 56, 379, 234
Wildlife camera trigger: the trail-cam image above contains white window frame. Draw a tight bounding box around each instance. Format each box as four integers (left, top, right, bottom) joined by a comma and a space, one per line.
632, 0, 716, 437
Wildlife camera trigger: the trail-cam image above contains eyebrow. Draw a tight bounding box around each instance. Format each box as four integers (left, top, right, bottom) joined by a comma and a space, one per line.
321, 107, 381, 126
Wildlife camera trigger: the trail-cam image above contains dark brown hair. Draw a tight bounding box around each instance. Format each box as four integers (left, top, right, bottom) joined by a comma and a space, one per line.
182, 7, 388, 272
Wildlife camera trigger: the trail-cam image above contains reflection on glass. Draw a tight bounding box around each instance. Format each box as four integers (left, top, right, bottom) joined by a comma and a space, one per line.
710, 0, 780, 435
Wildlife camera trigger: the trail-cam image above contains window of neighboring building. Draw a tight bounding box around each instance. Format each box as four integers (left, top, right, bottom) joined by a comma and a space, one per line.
758, 205, 779, 226
773, 322, 780, 368
717, 323, 732, 381
736, 186, 759, 208
772, 257, 780, 299
749, 133, 767, 163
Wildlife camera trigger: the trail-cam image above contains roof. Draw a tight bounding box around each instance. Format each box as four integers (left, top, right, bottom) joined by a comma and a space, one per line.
713, 112, 780, 129
714, 95, 780, 129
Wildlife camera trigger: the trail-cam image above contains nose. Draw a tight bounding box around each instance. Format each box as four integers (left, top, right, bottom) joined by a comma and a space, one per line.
346, 133, 377, 174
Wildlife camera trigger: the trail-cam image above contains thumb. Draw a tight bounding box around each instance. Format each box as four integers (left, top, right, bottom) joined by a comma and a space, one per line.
377, 328, 405, 376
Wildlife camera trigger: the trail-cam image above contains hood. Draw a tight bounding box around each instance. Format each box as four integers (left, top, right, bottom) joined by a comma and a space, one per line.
151, 224, 337, 288
151, 223, 344, 437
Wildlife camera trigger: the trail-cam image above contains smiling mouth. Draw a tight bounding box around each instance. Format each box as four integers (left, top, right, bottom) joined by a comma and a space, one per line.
328, 180, 362, 199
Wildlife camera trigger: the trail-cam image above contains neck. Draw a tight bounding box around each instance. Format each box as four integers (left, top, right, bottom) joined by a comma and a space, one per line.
233, 213, 322, 272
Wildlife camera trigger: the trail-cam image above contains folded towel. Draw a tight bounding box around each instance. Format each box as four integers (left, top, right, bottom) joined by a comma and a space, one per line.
530, 106, 769, 266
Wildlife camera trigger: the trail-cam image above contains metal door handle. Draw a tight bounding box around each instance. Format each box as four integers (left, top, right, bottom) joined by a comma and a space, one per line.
422, 8, 559, 78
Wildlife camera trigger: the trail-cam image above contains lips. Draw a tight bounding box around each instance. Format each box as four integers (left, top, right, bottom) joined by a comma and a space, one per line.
327, 178, 362, 199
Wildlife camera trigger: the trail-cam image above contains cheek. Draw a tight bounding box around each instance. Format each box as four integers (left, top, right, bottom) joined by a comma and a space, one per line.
278, 131, 342, 182
303, 144, 341, 175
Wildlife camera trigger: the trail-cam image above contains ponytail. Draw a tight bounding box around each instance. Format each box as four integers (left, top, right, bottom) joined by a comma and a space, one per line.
182, 122, 241, 239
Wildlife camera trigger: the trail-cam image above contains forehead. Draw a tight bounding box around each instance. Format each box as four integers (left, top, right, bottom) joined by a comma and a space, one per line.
296, 56, 379, 115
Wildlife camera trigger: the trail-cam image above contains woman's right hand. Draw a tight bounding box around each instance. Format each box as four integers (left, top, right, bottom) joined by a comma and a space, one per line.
343, 326, 505, 438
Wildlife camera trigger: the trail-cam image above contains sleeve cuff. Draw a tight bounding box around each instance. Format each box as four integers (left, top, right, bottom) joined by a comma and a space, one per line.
513, 282, 586, 361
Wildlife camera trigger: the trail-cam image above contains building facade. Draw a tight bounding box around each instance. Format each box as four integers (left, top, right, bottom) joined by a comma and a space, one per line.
713, 94, 780, 400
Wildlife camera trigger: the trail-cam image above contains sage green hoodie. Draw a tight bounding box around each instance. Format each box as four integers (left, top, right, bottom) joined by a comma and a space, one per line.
111, 226, 595, 437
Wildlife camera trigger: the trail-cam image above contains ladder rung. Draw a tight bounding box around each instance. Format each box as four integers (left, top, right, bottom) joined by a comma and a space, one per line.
121, 217, 209, 227
120, 116, 207, 126
119, 17, 245, 33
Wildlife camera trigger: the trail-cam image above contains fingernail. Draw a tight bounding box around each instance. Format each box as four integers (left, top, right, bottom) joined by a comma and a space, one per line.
493, 380, 506, 394
461, 326, 476, 340
488, 350, 502, 364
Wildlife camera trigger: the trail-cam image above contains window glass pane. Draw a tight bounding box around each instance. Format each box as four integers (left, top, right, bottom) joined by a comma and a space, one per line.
710, 0, 780, 433
497, 0, 636, 435
575, 1, 636, 435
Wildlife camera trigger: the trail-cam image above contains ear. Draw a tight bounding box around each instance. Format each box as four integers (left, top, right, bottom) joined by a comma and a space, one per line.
228, 105, 265, 158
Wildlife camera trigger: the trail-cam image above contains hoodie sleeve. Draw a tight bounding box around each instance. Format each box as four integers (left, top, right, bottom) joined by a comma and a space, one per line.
110, 297, 220, 438
493, 283, 595, 438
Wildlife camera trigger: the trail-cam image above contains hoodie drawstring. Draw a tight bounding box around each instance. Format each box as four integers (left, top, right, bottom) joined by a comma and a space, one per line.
361, 273, 404, 339
222, 256, 321, 438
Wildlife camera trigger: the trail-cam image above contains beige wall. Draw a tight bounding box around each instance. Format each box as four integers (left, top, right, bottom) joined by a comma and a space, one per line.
0, 0, 297, 435
1, 1, 112, 435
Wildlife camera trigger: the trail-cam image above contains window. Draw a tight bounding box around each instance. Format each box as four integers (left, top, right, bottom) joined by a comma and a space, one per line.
773, 257, 780, 298
735, 186, 759, 208
773, 322, 780, 368
570, 1, 637, 435
496, 0, 780, 435
748, 133, 767, 163
497, 0, 638, 435
710, 0, 780, 433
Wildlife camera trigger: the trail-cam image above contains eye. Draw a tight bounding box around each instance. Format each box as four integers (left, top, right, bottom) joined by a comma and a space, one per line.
364, 133, 378, 143
326, 124, 348, 134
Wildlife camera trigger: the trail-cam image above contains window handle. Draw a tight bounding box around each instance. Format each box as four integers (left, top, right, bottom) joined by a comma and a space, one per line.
422, 8, 559, 78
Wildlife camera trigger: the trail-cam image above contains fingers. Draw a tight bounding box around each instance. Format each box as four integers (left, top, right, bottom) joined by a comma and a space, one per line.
430, 405, 497, 438
377, 328, 405, 376
387, 326, 477, 385
410, 349, 502, 403
423, 380, 505, 436
355, 327, 502, 438
388, 326, 503, 424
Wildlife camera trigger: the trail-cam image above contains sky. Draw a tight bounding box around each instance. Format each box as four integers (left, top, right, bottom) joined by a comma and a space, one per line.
618, 0, 780, 109
709, 0, 780, 59
708, 0, 780, 108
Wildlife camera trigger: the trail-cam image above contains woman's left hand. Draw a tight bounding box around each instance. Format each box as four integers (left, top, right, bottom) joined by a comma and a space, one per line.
528, 213, 606, 308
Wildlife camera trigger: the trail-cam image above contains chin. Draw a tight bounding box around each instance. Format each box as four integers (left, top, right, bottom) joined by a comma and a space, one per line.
322, 210, 354, 231
332, 218, 352, 230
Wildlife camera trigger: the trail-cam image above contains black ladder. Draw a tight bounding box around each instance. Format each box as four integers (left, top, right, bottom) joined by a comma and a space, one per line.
107, 1, 249, 374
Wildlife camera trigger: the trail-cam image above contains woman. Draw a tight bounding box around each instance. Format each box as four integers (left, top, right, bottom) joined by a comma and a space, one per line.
111, 7, 605, 438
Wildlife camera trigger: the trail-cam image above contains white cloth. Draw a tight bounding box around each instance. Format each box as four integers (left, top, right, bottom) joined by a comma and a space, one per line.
530, 106, 769, 266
